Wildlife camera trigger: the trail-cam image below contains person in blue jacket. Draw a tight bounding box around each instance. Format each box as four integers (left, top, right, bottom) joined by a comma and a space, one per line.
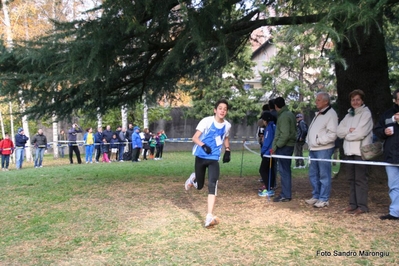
15, 127, 29, 170
131, 126, 142, 162
258, 111, 277, 197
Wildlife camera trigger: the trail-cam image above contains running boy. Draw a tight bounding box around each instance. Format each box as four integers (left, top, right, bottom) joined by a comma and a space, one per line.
184, 99, 231, 228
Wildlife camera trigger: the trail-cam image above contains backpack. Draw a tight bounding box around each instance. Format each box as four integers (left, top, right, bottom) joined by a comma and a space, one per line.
123, 151, 132, 161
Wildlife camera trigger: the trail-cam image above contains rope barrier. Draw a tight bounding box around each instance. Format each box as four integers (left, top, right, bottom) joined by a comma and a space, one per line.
243, 140, 398, 167
15, 138, 257, 148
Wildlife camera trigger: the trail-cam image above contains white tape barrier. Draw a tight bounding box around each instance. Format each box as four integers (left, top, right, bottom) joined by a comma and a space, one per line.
17, 138, 255, 148
243, 141, 399, 167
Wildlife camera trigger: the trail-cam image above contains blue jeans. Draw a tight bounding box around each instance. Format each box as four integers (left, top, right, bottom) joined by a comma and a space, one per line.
385, 166, 399, 217
308, 147, 335, 202
2, 155, 10, 169
59, 146, 66, 158
85, 145, 94, 163
119, 144, 125, 161
15, 148, 25, 169
34, 147, 45, 167
276, 145, 294, 199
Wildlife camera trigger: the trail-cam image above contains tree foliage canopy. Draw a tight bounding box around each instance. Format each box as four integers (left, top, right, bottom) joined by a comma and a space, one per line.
0, 0, 398, 120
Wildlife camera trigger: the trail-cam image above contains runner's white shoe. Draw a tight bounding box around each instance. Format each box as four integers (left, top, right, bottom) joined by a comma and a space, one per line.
184, 172, 197, 190
204, 214, 219, 228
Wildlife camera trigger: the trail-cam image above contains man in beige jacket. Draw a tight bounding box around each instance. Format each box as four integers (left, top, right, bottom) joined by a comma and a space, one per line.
305, 92, 338, 208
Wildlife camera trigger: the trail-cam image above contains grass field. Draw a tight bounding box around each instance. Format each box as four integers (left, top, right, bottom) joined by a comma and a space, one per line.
0, 150, 397, 265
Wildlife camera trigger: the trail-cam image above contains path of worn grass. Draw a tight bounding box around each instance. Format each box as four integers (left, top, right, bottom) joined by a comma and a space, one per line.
0, 151, 396, 265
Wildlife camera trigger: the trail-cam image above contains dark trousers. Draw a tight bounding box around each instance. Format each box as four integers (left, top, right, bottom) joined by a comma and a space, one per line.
69, 144, 82, 164
294, 141, 305, 166
132, 148, 141, 162
259, 156, 276, 190
276, 146, 294, 199
195, 156, 219, 195
1, 155, 10, 169
143, 148, 149, 159
95, 145, 102, 162
155, 144, 164, 158
346, 155, 368, 211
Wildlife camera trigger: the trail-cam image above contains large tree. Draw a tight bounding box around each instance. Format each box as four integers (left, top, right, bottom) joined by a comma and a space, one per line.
0, 0, 398, 123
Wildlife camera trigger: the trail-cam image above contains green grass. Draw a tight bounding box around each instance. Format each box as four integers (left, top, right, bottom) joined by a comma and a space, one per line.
0, 151, 397, 265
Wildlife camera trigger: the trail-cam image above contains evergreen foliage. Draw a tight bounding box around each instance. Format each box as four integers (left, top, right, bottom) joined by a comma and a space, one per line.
261, 25, 336, 116
0, 0, 398, 122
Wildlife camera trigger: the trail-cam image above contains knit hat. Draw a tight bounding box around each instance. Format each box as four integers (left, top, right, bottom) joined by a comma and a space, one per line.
18, 127, 24, 133
296, 114, 303, 118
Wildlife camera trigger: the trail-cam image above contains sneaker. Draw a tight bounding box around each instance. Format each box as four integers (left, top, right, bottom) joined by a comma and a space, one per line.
305, 198, 318, 205
258, 185, 266, 192
314, 200, 329, 208
258, 189, 268, 197
184, 173, 197, 190
273, 195, 291, 202
258, 189, 275, 197
293, 166, 299, 169
204, 214, 218, 227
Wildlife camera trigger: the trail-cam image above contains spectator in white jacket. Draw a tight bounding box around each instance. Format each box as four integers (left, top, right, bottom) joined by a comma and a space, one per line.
305, 92, 338, 208
337, 89, 373, 215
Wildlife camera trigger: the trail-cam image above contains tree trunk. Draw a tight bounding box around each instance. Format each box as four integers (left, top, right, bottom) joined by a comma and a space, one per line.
2, 0, 13, 49
335, 12, 391, 179
97, 108, 102, 129
9, 102, 15, 164
143, 96, 149, 129
0, 111, 5, 139
52, 114, 59, 159
121, 105, 128, 129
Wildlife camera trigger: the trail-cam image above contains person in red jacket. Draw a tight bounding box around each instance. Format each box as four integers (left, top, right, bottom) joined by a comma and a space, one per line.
0, 132, 14, 171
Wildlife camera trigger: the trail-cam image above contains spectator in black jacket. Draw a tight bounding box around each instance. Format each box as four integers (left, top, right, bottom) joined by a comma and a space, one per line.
126, 123, 134, 157
119, 127, 128, 161
294, 114, 308, 169
31, 129, 47, 168
102, 125, 113, 143
102, 125, 113, 158
15, 128, 29, 170
374, 88, 399, 220
94, 126, 103, 163
68, 123, 82, 164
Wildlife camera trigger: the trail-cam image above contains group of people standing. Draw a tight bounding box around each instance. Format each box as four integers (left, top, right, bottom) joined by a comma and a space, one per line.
0, 123, 168, 170
256, 90, 399, 220
68, 123, 168, 164
0, 127, 48, 170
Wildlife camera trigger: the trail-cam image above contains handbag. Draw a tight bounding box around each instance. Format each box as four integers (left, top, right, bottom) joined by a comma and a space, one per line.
360, 142, 383, 161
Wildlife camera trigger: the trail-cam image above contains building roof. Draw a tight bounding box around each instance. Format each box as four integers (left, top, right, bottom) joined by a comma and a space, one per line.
251, 39, 274, 60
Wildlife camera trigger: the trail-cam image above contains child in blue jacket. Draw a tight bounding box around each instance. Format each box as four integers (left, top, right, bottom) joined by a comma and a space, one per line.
258, 111, 277, 197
